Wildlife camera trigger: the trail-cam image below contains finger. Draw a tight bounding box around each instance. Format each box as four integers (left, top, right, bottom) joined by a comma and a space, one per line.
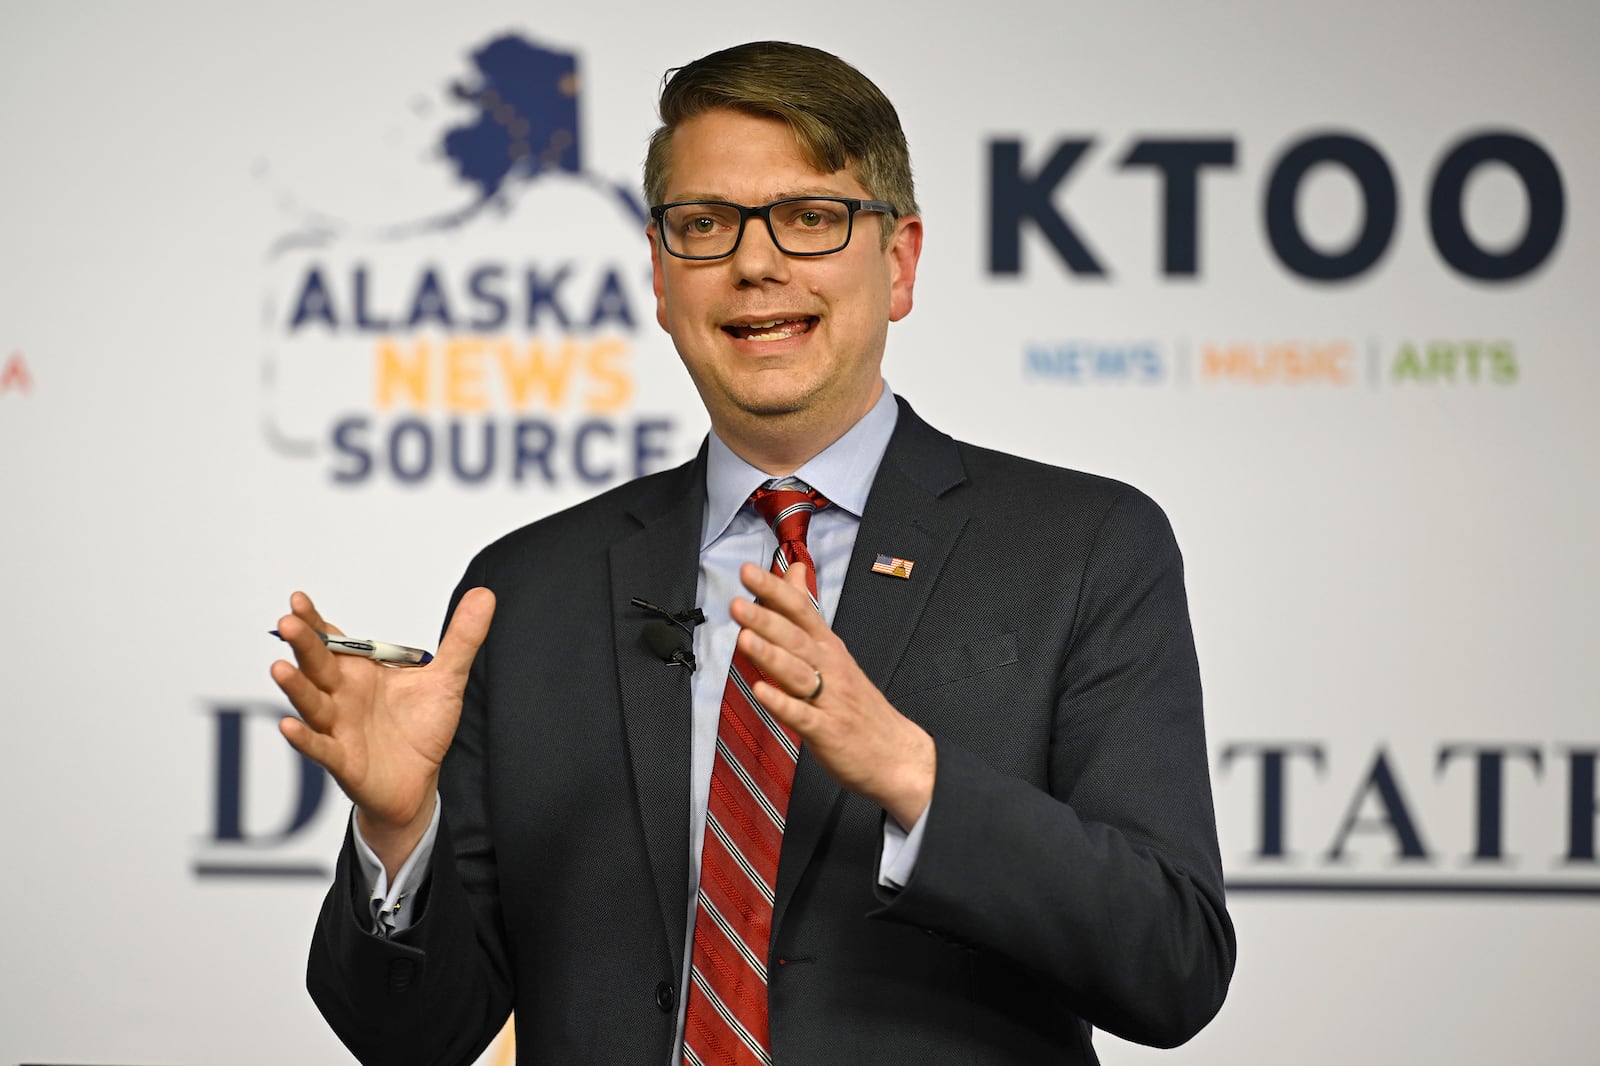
781, 559, 812, 596
731, 596, 815, 670
750, 678, 820, 736
291, 590, 345, 638
737, 624, 824, 700
270, 657, 333, 726
279, 715, 346, 779
434, 587, 496, 683
739, 563, 828, 633
276, 610, 348, 693
740, 560, 809, 604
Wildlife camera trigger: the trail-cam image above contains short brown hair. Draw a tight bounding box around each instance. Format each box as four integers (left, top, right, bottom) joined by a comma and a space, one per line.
643, 41, 919, 230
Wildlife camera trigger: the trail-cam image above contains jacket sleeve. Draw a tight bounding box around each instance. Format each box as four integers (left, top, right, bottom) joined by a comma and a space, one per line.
871, 486, 1236, 1047
305, 564, 514, 1066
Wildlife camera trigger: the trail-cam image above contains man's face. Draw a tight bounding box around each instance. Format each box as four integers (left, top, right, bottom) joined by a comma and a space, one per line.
649, 108, 921, 459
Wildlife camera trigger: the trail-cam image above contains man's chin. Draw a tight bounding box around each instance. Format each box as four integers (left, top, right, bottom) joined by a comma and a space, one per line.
737, 397, 810, 418
722, 380, 821, 420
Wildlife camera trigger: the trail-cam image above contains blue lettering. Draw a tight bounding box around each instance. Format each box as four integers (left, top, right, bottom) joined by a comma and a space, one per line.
288, 266, 337, 331
1326, 749, 1431, 862
587, 268, 635, 331
1436, 744, 1544, 861
330, 416, 373, 482
388, 418, 433, 482
1095, 348, 1130, 377
1266, 134, 1397, 281
1024, 346, 1079, 378
633, 418, 674, 477
353, 265, 393, 331
1568, 749, 1600, 862
525, 266, 573, 330
573, 419, 616, 483
286, 263, 647, 335
988, 139, 1105, 276
406, 268, 454, 329
467, 266, 508, 330
449, 418, 494, 482
324, 416, 676, 485
1118, 139, 1236, 276
1024, 343, 1163, 383
209, 705, 326, 844
1135, 347, 1163, 380
514, 419, 556, 482
1430, 132, 1565, 281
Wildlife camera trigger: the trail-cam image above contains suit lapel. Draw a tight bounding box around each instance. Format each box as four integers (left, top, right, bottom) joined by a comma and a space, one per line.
610, 449, 707, 979
773, 401, 971, 935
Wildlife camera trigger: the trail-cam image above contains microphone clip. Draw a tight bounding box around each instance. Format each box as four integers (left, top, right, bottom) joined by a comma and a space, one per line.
632, 597, 703, 672
630, 597, 705, 635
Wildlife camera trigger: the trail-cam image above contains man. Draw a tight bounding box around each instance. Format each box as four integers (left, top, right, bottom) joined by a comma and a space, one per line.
274, 40, 1234, 1065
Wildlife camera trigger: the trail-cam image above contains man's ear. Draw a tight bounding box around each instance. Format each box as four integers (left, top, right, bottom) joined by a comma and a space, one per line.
886, 215, 923, 323
647, 224, 670, 332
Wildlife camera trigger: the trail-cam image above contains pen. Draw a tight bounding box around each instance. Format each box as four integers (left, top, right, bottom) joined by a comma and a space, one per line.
269, 629, 434, 667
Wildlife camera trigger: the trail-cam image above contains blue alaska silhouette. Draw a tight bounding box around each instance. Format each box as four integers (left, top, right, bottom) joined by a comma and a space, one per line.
445, 35, 583, 197
437, 33, 643, 226
265, 31, 642, 258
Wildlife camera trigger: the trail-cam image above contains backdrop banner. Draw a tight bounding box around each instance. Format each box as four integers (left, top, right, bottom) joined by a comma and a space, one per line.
2, 3, 1595, 1064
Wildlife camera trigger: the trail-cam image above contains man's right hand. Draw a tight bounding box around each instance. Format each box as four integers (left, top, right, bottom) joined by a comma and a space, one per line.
271, 588, 496, 878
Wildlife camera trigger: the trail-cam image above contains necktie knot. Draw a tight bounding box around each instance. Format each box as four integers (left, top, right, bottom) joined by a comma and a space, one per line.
749, 484, 828, 549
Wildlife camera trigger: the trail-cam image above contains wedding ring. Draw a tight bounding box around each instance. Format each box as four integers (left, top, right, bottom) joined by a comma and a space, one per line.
806, 669, 824, 701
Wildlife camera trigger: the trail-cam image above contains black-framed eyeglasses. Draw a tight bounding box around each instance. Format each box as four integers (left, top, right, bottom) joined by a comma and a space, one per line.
650, 197, 897, 260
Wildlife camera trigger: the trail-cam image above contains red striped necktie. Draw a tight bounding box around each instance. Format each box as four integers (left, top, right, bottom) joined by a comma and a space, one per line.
682, 484, 828, 1066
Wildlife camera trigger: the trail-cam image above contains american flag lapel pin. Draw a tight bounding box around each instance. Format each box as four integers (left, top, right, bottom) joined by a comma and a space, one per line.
871, 553, 915, 579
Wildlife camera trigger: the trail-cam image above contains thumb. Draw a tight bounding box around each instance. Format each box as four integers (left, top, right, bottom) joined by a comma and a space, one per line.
434, 587, 496, 680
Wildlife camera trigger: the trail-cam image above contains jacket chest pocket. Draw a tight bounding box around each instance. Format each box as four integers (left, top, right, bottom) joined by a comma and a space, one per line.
888, 630, 1019, 698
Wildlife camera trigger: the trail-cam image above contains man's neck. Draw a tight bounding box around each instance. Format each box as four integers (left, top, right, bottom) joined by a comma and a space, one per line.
718, 425, 842, 477
713, 385, 885, 476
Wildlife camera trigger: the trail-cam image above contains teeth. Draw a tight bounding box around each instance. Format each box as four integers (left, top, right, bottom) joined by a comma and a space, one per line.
727, 317, 809, 342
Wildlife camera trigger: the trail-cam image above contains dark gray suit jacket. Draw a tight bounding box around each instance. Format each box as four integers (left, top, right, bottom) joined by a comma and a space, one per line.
308, 398, 1235, 1064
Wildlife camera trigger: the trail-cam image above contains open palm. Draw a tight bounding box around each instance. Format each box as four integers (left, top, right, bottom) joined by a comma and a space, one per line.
272, 588, 496, 848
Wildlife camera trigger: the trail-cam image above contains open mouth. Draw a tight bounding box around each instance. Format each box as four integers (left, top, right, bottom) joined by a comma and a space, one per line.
723, 317, 817, 342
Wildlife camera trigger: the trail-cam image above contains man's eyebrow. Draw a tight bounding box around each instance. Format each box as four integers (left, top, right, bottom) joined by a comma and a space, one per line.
665, 186, 864, 203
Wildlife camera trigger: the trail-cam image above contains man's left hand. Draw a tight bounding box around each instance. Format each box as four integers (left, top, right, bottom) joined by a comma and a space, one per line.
732, 561, 935, 829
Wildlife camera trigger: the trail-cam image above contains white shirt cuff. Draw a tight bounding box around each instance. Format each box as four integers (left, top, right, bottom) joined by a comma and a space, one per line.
877, 801, 931, 891
352, 797, 441, 937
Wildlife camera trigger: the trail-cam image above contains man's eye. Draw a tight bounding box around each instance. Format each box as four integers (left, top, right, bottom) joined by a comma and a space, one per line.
798, 211, 823, 227
690, 217, 717, 234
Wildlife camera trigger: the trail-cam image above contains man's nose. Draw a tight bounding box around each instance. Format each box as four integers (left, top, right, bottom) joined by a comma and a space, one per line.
728, 215, 791, 284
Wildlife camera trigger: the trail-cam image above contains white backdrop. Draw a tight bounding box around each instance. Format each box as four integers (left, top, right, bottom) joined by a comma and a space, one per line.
2, 2, 1596, 1064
